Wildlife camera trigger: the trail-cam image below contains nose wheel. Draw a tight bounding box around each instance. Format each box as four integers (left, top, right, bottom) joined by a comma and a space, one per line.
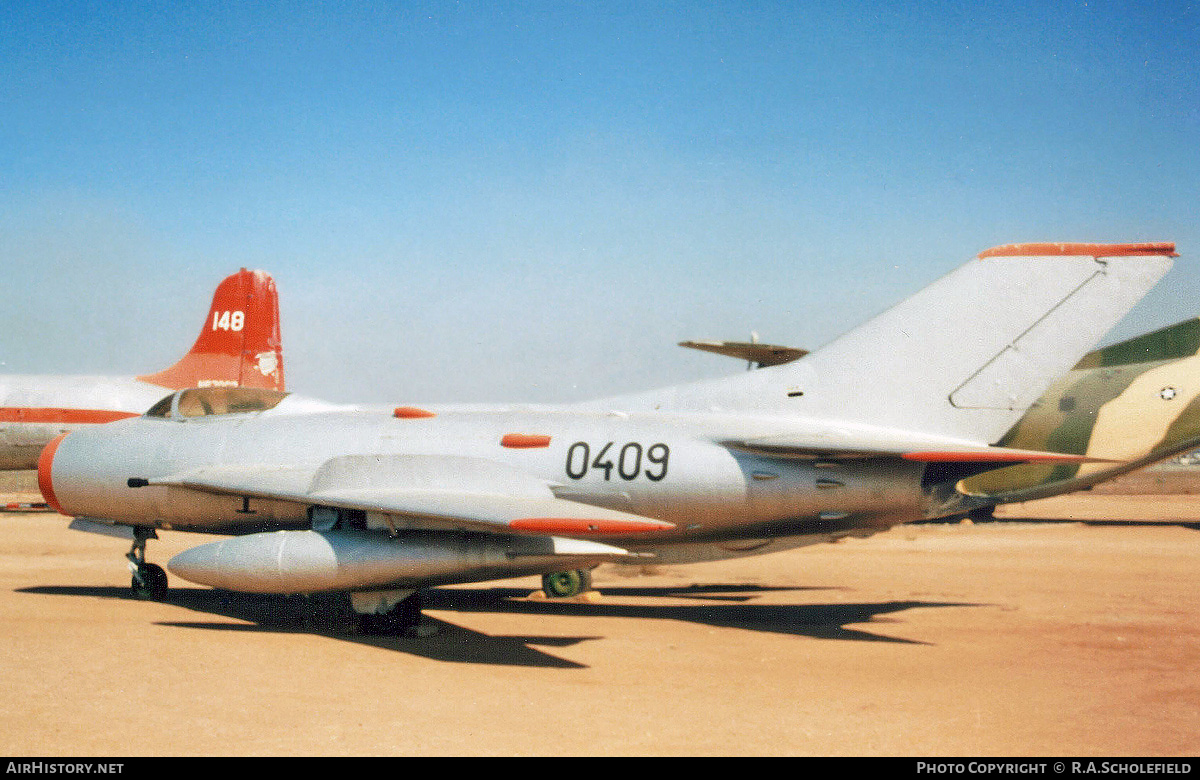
126, 528, 168, 600
131, 563, 168, 601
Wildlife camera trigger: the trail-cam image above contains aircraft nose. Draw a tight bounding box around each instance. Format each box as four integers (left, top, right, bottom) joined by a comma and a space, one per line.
37, 433, 70, 515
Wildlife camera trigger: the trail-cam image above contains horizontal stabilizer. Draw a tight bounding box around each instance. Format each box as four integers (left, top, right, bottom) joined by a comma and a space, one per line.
680, 340, 808, 367
724, 432, 1115, 464
1074, 317, 1200, 369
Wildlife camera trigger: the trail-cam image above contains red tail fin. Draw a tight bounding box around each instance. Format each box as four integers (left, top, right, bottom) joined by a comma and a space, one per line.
138, 269, 285, 391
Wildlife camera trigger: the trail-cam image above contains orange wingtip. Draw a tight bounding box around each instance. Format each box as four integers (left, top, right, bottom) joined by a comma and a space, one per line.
393, 406, 436, 419
903, 450, 1101, 463
501, 433, 552, 449
508, 517, 669, 534
978, 242, 1177, 259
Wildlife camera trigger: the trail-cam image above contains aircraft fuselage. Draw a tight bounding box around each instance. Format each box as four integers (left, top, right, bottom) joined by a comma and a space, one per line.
44, 402, 926, 564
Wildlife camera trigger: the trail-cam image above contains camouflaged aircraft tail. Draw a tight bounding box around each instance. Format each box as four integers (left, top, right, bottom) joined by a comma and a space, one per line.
951, 316, 1200, 506
1073, 317, 1200, 369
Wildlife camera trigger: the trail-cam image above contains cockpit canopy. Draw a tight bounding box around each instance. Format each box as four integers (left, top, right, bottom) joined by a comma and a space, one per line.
145, 387, 290, 420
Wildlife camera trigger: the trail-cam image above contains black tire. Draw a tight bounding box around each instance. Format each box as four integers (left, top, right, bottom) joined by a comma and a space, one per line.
542, 569, 592, 598
967, 505, 997, 522
131, 563, 168, 601
358, 592, 423, 635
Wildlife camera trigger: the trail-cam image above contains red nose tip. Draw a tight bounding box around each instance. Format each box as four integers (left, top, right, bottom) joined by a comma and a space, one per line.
37, 433, 69, 516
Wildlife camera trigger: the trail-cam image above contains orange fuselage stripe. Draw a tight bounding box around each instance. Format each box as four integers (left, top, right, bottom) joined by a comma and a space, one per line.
393, 406, 437, 419
0, 408, 139, 424
508, 518, 666, 534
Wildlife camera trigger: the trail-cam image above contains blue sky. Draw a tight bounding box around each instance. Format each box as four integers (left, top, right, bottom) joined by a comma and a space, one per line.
2, 1, 1197, 403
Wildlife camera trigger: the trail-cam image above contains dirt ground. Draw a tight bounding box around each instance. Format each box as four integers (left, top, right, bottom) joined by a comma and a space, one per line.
0, 480, 1196, 757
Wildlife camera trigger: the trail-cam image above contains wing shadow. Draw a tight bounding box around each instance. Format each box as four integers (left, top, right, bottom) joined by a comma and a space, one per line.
17, 584, 591, 668
422, 586, 975, 645
18, 582, 983, 667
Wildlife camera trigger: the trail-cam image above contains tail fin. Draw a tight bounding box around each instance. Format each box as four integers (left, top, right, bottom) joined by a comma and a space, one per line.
602, 242, 1175, 445
793, 242, 1176, 442
137, 269, 285, 391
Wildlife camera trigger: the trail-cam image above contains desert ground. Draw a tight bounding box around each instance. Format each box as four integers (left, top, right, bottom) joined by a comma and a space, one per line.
0, 469, 1197, 757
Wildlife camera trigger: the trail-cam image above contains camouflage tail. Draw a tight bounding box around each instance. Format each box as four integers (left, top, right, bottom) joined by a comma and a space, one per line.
958, 317, 1200, 503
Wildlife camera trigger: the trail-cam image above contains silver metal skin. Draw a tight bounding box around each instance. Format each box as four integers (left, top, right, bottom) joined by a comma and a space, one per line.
168, 528, 639, 594
48, 400, 927, 540
39, 244, 1180, 602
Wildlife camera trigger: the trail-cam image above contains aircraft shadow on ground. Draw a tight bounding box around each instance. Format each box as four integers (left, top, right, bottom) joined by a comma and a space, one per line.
18, 583, 980, 669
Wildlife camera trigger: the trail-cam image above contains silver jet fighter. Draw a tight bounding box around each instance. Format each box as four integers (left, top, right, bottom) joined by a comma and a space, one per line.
38, 242, 1180, 632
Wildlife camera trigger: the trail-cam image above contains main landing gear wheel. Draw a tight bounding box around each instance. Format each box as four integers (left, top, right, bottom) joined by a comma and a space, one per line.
542, 569, 593, 599
354, 590, 425, 636
126, 527, 167, 600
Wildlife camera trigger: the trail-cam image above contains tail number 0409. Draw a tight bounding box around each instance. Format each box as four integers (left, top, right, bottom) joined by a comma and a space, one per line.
212, 310, 245, 332
566, 442, 669, 481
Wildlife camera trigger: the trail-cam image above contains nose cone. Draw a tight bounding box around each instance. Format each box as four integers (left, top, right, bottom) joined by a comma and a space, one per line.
30, 417, 176, 526
36, 433, 70, 515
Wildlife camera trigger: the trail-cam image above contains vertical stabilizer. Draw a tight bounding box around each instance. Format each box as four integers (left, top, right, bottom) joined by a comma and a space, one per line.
595, 242, 1175, 446
138, 269, 285, 391
789, 242, 1176, 442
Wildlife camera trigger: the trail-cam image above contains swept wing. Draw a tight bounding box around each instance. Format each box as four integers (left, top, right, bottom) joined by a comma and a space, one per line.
144, 453, 675, 537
